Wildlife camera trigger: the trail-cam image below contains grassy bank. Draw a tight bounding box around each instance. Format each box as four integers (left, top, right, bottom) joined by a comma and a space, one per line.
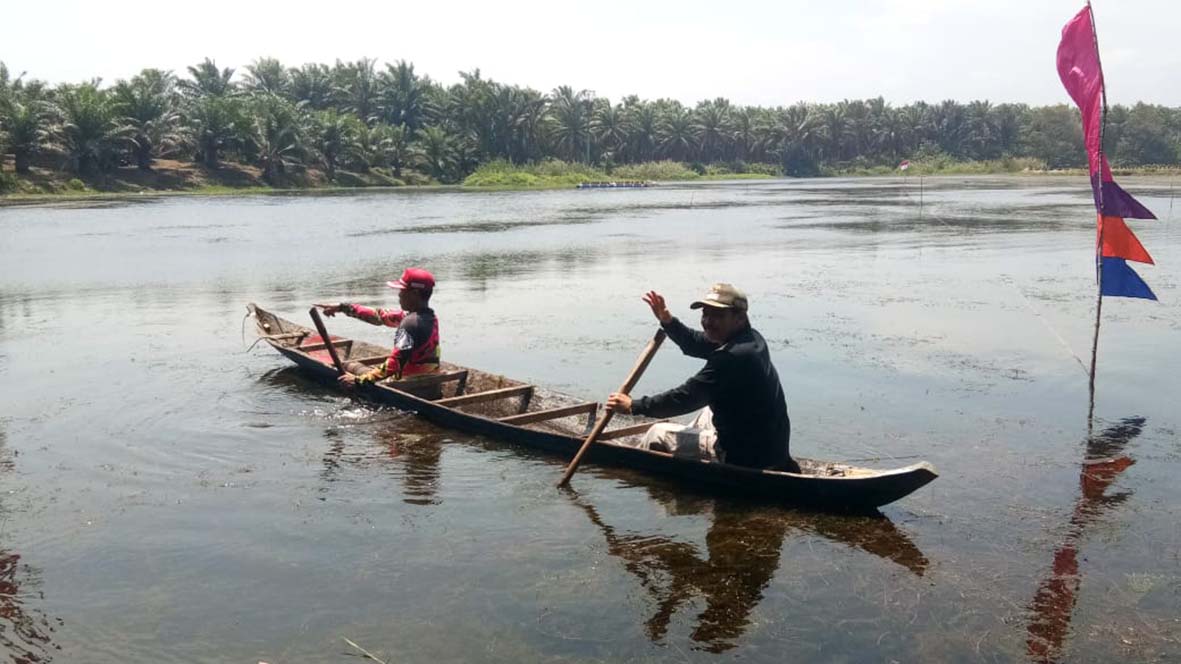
5, 156, 1178, 201
825, 156, 1049, 176
0, 157, 414, 198
825, 156, 1181, 177
461, 159, 779, 188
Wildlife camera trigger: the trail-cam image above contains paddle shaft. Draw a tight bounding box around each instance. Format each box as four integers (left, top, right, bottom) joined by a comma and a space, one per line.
308, 307, 347, 374
557, 328, 667, 487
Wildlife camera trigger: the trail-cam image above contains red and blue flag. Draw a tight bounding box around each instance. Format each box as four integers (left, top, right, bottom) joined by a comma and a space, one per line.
1057, 5, 1157, 300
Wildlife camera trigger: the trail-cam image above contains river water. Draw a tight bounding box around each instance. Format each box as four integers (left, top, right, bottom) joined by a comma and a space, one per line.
1, 177, 1178, 662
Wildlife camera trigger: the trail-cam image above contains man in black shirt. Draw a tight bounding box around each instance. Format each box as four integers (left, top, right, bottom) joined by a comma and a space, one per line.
606, 284, 798, 472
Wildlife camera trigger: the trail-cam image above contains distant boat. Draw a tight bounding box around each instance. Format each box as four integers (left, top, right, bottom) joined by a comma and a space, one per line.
576, 181, 652, 189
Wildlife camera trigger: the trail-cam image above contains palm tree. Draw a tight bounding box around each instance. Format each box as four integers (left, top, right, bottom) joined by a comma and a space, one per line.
450, 134, 481, 180
246, 94, 304, 184
243, 57, 289, 96
186, 95, 241, 168
547, 85, 592, 162
414, 125, 455, 182
624, 102, 660, 163
592, 101, 627, 163
308, 109, 358, 180
181, 58, 236, 98
658, 103, 695, 162
445, 70, 496, 159
693, 99, 733, 163
896, 103, 930, 157
55, 82, 131, 175
333, 58, 379, 122
378, 60, 429, 131
289, 63, 334, 110
731, 107, 759, 163
112, 69, 183, 170
515, 88, 548, 164
993, 103, 1028, 158
964, 100, 998, 160
345, 122, 381, 172
819, 102, 855, 162
0, 96, 55, 173
766, 103, 821, 176
932, 99, 968, 158
378, 123, 414, 178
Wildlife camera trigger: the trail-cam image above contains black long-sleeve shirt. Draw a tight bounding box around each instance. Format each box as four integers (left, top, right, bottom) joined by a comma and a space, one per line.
632, 317, 792, 469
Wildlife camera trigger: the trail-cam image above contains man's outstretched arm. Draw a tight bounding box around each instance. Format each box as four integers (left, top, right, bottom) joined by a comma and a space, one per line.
320, 303, 404, 327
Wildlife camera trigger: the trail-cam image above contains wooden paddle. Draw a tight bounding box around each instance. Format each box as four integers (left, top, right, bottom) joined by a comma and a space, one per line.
308, 306, 346, 374
557, 328, 667, 488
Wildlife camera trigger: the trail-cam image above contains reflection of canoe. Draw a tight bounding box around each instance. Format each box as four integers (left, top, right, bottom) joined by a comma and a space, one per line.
576, 496, 928, 652
249, 304, 938, 510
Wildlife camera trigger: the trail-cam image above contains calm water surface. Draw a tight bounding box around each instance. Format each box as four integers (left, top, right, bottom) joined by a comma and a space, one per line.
1, 177, 1179, 662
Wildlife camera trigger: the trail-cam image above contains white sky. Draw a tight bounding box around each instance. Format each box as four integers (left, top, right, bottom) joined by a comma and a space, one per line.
5, 0, 1178, 107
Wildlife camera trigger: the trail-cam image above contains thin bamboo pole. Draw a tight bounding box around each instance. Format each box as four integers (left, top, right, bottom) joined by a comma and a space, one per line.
1086, 1, 1106, 434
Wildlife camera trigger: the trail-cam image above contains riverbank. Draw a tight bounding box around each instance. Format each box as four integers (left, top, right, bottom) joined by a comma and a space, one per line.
3, 156, 1179, 203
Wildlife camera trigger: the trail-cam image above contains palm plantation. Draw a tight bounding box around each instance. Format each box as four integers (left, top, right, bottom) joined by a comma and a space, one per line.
2, 55, 1179, 192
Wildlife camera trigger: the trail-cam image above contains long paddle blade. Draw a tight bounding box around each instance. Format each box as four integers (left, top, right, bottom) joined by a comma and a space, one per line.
557, 328, 666, 488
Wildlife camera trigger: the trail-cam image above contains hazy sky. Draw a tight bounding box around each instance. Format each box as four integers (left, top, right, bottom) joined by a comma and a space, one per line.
5, 0, 1178, 107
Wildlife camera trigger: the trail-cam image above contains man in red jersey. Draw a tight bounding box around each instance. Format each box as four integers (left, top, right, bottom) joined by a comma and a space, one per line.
320, 268, 441, 386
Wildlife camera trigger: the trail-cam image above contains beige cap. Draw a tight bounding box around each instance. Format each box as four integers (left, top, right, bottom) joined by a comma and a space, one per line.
690, 283, 748, 311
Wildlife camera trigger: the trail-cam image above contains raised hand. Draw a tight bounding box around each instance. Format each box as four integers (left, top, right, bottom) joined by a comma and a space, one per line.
316, 303, 343, 317
642, 291, 673, 324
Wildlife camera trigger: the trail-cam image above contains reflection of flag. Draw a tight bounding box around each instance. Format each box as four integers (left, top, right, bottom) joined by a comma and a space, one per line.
1057, 5, 1157, 300
898, 160, 910, 171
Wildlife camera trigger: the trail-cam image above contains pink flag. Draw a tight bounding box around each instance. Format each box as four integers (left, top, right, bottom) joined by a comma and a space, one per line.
1056, 6, 1156, 219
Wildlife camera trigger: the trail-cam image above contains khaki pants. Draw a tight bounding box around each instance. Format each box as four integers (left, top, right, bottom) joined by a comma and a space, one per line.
637, 407, 719, 462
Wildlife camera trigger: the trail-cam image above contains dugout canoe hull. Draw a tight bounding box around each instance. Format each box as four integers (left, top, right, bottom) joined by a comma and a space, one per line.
248, 303, 937, 510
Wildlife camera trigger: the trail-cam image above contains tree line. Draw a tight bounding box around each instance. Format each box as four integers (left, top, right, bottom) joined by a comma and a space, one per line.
1, 57, 1179, 185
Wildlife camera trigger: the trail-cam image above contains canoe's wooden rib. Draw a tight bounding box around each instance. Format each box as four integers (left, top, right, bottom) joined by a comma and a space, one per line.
499, 402, 598, 426
301, 339, 353, 354
437, 385, 533, 411
352, 355, 390, 366
394, 369, 469, 393
598, 421, 669, 441
247, 303, 939, 510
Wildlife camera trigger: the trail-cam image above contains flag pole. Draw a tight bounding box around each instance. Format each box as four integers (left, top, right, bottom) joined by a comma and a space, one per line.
1085, 0, 1107, 433
919, 174, 924, 220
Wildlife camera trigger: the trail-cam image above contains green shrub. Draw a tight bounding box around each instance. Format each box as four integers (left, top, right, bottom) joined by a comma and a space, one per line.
66, 178, 87, 192
746, 162, 781, 176
611, 161, 698, 181
463, 159, 609, 188
0, 171, 16, 193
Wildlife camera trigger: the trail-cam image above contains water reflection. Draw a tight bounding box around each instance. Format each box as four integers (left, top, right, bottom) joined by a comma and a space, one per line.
318, 423, 447, 506
575, 488, 927, 653
1025, 417, 1145, 663
0, 425, 61, 663
256, 369, 443, 506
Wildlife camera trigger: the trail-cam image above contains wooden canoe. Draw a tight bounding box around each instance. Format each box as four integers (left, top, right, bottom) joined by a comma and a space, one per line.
248, 304, 937, 510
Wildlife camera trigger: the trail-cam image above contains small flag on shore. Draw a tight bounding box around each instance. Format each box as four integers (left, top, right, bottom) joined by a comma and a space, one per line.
898, 160, 911, 171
